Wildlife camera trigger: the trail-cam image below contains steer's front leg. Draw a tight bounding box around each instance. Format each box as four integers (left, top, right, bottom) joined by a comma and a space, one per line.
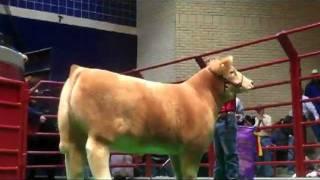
170, 155, 183, 180
179, 151, 203, 180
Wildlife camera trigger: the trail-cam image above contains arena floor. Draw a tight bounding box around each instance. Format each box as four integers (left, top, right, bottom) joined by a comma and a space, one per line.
133, 178, 305, 180
51, 176, 313, 180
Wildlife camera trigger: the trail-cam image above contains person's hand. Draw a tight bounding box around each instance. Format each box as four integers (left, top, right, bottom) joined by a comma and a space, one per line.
256, 113, 263, 120
40, 115, 47, 123
235, 114, 243, 122
266, 144, 276, 148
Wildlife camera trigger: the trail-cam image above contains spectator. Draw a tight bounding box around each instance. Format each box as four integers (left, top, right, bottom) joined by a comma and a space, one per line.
25, 76, 50, 180
270, 116, 294, 175
240, 115, 256, 126
287, 130, 295, 176
305, 69, 320, 142
110, 154, 134, 180
133, 155, 145, 177
26, 100, 50, 180
271, 117, 292, 152
151, 155, 173, 177
254, 107, 273, 177
287, 94, 320, 175
25, 73, 63, 180
235, 97, 245, 124
214, 97, 243, 180
289, 95, 320, 121
305, 69, 320, 114
28, 101, 47, 134
289, 94, 320, 141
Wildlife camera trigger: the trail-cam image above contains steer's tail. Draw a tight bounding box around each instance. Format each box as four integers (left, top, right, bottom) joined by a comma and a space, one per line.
57, 64, 84, 153
66, 64, 84, 107
58, 64, 87, 179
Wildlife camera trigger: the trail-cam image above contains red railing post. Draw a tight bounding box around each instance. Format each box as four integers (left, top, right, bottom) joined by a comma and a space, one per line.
195, 56, 207, 69
20, 82, 29, 180
277, 32, 305, 177
145, 155, 152, 177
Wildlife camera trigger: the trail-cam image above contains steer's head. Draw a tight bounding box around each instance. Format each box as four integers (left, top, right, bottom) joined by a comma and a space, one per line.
206, 55, 254, 93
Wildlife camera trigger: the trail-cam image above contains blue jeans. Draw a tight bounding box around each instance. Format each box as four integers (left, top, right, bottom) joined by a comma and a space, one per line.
311, 124, 320, 142
287, 136, 295, 173
214, 113, 239, 180
256, 136, 273, 177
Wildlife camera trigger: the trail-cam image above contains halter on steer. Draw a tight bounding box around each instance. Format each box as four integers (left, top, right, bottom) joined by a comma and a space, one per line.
206, 67, 244, 92
223, 71, 244, 90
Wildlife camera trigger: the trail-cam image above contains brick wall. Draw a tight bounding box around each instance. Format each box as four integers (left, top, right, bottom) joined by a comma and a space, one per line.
175, 0, 320, 120
137, 0, 176, 82
137, 0, 320, 120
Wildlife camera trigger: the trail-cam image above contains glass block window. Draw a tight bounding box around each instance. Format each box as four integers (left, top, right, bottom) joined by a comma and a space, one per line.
3, 0, 136, 27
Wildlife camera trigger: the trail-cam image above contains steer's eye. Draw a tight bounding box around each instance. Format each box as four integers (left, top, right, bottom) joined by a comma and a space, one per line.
230, 71, 236, 75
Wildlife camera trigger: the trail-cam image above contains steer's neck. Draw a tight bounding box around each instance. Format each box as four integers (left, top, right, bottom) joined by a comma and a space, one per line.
184, 68, 225, 112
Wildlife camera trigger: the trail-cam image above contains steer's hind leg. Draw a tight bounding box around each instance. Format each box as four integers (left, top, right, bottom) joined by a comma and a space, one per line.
62, 143, 86, 179
86, 136, 111, 179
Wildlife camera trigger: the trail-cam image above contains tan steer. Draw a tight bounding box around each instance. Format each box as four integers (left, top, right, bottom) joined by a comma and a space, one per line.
58, 56, 254, 180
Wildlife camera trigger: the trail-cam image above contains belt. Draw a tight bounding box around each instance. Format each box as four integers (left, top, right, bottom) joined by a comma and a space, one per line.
220, 111, 235, 116
217, 112, 235, 122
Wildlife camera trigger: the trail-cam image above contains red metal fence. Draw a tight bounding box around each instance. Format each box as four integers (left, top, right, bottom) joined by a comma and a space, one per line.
0, 77, 28, 180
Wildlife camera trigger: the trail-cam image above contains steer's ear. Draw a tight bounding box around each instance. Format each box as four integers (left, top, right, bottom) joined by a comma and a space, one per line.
69, 64, 80, 77
208, 56, 233, 74
219, 56, 233, 68
208, 59, 223, 75
208, 56, 234, 75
